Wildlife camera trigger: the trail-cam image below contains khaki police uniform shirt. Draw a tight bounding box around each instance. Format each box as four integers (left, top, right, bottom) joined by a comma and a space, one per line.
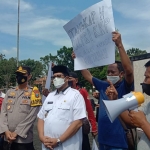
0, 86, 42, 143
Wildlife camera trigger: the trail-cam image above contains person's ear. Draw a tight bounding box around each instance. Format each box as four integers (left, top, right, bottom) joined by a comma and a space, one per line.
65, 76, 69, 81
120, 71, 124, 78
75, 78, 78, 83
28, 74, 32, 81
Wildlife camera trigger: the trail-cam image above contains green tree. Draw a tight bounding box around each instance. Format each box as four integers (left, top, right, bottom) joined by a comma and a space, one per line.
40, 53, 57, 75
0, 53, 5, 61
19, 59, 43, 85
0, 57, 17, 89
127, 48, 147, 57
56, 46, 74, 71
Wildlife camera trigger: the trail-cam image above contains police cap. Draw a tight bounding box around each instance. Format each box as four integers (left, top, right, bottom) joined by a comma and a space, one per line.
16, 66, 31, 75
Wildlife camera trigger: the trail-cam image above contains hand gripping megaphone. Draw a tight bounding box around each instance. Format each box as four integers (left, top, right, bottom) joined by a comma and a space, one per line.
103, 92, 144, 123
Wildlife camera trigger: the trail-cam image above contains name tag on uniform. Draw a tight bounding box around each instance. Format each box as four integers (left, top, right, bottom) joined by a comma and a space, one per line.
47, 101, 53, 104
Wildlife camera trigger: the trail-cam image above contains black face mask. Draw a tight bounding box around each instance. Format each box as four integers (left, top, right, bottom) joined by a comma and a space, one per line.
141, 83, 150, 96
16, 75, 27, 85
68, 81, 73, 87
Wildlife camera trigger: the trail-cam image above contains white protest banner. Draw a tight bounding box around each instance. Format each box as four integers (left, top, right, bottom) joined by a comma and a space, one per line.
63, 0, 115, 70
42, 62, 52, 103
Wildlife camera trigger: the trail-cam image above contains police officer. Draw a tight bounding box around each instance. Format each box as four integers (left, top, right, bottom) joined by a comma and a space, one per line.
0, 66, 42, 150
37, 65, 86, 150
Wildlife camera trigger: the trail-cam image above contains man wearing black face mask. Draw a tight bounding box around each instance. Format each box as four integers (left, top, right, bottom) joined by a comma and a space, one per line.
69, 72, 97, 150
0, 66, 42, 150
129, 60, 150, 150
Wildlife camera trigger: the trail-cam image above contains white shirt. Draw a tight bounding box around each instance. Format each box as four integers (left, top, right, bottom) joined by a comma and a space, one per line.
0, 92, 5, 98
38, 87, 86, 150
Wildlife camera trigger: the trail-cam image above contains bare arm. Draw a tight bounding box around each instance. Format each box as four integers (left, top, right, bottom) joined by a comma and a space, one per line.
59, 119, 83, 142
140, 120, 150, 140
81, 69, 93, 85
120, 111, 134, 127
129, 110, 150, 140
71, 52, 93, 85
113, 32, 134, 85
37, 118, 45, 142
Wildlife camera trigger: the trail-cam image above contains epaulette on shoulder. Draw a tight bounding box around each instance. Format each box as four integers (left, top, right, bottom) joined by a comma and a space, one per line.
30, 86, 42, 107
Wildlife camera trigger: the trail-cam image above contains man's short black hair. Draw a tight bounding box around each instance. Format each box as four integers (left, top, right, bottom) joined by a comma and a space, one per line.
22, 66, 31, 75
144, 60, 150, 67
69, 72, 78, 78
76, 82, 83, 88
115, 61, 124, 72
52, 65, 69, 76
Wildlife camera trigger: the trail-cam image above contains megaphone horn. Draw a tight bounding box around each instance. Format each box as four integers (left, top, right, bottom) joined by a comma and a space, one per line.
103, 92, 144, 123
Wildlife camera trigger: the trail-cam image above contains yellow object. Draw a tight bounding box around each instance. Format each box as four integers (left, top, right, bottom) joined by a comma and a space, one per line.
16, 66, 27, 74
132, 92, 144, 105
30, 86, 42, 107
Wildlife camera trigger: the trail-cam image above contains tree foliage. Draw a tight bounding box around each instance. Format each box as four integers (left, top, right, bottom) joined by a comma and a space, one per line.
20, 59, 43, 84
127, 48, 147, 57
0, 57, 17, 89
0, 47, 148, 91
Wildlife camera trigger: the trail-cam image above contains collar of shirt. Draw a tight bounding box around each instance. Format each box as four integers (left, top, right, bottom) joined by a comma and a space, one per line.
15, 85, 30, 91
0, 92, 5, 98
55, 86, 70, 95
114, 79, 123, 88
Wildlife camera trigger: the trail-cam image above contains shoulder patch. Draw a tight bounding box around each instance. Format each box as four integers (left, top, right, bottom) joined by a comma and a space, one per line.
30, 86, 42, 107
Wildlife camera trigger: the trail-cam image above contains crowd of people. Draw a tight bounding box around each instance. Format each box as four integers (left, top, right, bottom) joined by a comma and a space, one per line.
0, 31, 150, 150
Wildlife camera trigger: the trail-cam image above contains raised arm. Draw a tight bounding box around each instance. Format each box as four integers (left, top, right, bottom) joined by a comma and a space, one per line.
112, 32, 134, 85
71, 52, 93, 85
81, 69, 93, 85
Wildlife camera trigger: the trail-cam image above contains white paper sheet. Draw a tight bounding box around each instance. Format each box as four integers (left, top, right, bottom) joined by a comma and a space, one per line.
64, 0, 115, 70
42, 62, 52, 103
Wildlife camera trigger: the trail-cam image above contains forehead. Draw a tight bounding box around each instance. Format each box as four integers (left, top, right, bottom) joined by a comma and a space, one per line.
53, 72, 63, 75
69, 76, 75, 79
107, 63, 118, 71
16, 72, 28, 76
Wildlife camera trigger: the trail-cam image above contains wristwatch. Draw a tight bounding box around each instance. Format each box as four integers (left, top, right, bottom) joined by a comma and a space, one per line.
57, 138, 62, 146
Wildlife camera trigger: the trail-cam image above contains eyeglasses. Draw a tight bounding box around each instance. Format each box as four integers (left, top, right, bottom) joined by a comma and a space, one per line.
51, 74, 64, 80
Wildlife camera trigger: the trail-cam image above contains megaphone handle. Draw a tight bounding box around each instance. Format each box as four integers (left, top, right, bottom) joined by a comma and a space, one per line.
133, 108, 138, 112
128, 108, 138, 112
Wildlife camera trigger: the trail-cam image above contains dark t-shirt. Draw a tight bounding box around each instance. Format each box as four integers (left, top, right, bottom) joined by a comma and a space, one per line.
92, 77, 134, 148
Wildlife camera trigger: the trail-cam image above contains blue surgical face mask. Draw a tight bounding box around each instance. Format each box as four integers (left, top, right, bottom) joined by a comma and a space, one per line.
107, 76, 120, 84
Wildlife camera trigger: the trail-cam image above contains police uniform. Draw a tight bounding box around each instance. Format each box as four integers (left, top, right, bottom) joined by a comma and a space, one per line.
38, 87, 86, 150
0, 67, 42, 150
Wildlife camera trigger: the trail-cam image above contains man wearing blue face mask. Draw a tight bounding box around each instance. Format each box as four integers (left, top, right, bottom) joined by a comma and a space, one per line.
37, 65, 86, 150
72, 32, 134, 150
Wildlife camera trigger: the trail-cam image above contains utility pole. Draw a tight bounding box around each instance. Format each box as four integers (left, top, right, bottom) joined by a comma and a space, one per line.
17, 0, 20, 67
